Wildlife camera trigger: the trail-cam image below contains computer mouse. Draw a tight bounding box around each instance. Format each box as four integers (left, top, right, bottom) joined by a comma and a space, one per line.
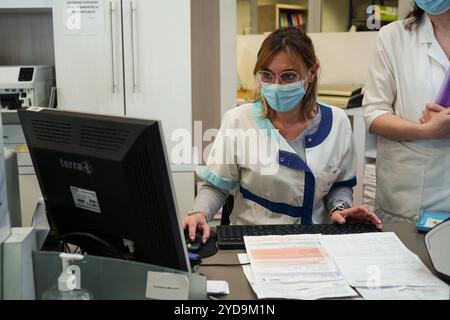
184, 230, 203, 252
184, 229, 218, 258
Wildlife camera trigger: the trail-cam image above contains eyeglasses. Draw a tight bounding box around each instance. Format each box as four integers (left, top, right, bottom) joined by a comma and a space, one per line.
256, 70, 300, 85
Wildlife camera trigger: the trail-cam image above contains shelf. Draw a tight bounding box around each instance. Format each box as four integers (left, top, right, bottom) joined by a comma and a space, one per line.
257, 3, 307, 34
275, 4, 306, 11
276, 4, 307, 30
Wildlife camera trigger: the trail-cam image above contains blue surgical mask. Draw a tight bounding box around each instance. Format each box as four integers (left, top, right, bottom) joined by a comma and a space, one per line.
415, 0, 450, 15
261, 80, 307, 113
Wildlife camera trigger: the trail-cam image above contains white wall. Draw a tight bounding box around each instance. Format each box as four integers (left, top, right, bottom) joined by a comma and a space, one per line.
237, 31, 378, 90
398, 0, 413, 19
309, 32, 377, 85
236, 34, 264, 90
220, 0, 238, 115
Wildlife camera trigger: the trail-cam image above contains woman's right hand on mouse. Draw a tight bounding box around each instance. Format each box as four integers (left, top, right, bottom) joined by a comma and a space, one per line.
181, 212, 210, 244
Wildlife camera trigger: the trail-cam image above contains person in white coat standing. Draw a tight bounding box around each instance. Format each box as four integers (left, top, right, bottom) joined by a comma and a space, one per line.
363, 0, 450, 223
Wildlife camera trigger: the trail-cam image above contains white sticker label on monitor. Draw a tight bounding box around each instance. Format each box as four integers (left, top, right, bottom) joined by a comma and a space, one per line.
70, 186, 101, 214
146, 271, 189, 300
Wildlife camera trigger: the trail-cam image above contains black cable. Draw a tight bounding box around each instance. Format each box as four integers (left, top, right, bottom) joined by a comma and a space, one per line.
199, 262, 250, 267
61, 232, 128, 260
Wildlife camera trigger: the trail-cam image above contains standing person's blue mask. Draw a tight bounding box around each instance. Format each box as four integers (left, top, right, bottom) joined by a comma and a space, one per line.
415, 0, 450, 15
261, 78, 308, 113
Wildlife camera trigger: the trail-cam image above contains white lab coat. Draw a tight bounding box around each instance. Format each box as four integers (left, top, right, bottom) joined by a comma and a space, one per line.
197, 102, 357, 225
363, 15, 450, 222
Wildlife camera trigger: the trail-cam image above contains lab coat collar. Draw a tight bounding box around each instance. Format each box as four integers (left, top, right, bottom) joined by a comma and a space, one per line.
418, 14, 450, 69
305, 104, 333, 148
418, 14, 434, 44
251, 101, 332, 150
251, 102, 279, 142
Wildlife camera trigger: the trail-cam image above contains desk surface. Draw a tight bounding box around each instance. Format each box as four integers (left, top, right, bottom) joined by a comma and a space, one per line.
197, 223, 444, 300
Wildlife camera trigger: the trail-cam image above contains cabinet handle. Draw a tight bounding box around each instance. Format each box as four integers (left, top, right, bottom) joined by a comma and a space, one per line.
130, 1, 137, 93
109, 1, 117, 94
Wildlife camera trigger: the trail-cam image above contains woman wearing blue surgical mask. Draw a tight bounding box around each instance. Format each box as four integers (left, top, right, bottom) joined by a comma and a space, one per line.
183, 27, 382, 243
364, 1, 450, 223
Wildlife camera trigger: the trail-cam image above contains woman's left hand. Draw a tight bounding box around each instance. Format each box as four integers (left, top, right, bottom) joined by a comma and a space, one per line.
419, 103, 446, 124
330, 205, 383, 230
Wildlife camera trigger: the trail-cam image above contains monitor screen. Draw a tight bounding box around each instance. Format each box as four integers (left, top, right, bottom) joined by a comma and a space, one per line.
18, 107, 191, 272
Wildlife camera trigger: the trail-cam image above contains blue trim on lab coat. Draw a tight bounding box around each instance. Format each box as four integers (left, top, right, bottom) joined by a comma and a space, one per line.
331, 177, 357, 189
239, 185, 305, 218
305, 104, 333, 148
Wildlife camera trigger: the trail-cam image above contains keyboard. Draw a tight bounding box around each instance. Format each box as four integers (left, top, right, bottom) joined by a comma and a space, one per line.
216, 223, 380, 249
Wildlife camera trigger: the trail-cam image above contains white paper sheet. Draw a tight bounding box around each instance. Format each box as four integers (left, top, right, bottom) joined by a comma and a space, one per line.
356, 286, 450, 300
240, 234, 358, 300
321, 232, 449, 299
244, 234, 345, 283
238, 253, 357, 300
237, 232, 449, 300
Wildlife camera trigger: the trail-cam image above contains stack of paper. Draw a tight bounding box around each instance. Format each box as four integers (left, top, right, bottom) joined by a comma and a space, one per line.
240, 232, 449, 300
321, 232, 449, 300
242, 234, 358, 300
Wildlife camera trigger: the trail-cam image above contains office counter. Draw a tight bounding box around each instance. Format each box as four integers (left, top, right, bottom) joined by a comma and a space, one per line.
198, 223, 446, 300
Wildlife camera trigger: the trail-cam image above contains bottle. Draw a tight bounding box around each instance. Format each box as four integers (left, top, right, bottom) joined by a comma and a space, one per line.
42, 253, 93, 300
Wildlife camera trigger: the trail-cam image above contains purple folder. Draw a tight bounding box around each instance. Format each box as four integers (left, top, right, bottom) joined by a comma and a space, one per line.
435, 68, 450, 108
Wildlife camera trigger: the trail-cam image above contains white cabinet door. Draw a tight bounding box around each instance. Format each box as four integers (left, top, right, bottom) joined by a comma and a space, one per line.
53, 0, 125, 116
121, 0, 192, 163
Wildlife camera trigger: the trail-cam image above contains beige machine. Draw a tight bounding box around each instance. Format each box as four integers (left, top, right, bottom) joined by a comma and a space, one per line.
318, 84, 364, 109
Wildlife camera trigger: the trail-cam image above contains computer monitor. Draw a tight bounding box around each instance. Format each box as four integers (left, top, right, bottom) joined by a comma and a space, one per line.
18, 107, 191, 272
4, 149, 22, 227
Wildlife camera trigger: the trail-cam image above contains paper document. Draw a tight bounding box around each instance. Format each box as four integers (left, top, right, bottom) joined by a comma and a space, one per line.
245, 234, 343, 283
237, 253, 357, 300
356, 286, 449, 300
242, 235, 357, 300
321, 232, 449, 300
239, 232, 449, 300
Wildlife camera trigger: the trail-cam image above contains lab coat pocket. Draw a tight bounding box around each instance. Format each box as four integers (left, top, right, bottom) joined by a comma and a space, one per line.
316, 169, 341, 198
375, 158, 424, 220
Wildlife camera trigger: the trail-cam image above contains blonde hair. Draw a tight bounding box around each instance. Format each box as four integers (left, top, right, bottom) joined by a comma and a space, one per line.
252, 27, 319, 121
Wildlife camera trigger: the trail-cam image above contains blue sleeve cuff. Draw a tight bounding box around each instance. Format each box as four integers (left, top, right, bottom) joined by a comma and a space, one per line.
199, 168, 238, 191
